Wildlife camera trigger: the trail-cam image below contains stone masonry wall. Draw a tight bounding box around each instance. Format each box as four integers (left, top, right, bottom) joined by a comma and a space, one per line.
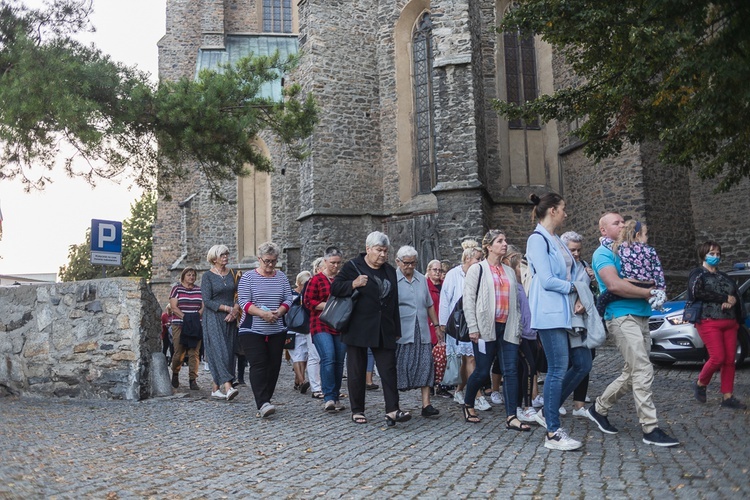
0, 279, 161, 400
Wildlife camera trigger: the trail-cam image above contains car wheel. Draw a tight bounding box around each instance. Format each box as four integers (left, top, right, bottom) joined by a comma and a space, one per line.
735, 327, 749, 367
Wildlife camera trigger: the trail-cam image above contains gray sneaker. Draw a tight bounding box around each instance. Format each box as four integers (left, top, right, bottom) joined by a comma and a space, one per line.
259, 402, 276, 418
642, 428, 679, 447
586, 405, 618, 434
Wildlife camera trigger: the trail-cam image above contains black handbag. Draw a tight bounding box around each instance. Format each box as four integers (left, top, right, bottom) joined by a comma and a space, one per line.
319, 261, 362, 332
283, 332, 296, 350
445, 265, 483, 343
683, 300, 702, 324
320, 290, 360, 331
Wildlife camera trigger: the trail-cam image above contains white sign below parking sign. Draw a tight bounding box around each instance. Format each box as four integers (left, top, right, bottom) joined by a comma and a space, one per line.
90, 219, 123, 266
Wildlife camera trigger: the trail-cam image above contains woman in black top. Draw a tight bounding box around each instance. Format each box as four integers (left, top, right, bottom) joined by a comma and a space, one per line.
330, 231, 410, 426
690, 241, 746, 409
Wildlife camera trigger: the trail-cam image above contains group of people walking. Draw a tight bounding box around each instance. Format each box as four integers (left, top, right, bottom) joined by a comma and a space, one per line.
162, 191, 746, 451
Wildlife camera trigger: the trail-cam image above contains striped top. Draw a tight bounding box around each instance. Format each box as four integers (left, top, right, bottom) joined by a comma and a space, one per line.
169, 285, 203, 325
489, 264, 510, 323
237, 269, 293, 335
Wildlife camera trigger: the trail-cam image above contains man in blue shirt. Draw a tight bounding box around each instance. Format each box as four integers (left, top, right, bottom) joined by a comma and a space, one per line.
588, 212, 679, 447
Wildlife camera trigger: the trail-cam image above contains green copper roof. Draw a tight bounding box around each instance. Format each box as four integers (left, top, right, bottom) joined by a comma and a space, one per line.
196, 35, 298, 101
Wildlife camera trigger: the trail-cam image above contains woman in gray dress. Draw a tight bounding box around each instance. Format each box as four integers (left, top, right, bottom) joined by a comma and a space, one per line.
201, 244, 241, 401
395, 246, 441, 418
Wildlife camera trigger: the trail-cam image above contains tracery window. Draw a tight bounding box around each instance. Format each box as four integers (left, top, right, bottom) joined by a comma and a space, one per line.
412, 12, 436, 195
263, 0, 293, 34
503, 27, 539, 129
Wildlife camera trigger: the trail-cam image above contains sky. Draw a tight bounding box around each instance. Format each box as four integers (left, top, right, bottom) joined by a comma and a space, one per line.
0, 0, 166, 277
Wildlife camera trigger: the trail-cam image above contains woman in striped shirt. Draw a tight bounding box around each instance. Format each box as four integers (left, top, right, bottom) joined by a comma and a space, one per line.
169, 267, 204, 391
237, 242, 293, 418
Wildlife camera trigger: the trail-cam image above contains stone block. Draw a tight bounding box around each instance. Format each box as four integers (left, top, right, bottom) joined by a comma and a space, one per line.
117, 315, 131, 330
24, 342, 50, 358
111, 351, 137, 361
73, 342, 98, 353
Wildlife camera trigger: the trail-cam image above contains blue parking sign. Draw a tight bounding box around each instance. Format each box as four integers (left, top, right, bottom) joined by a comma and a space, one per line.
91, 219, 122, 265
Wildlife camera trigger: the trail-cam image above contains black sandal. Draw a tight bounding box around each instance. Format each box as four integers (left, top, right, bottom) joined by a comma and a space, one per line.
462, 405, 481, 423
352, 413, 368, 424
506, 415, 531, 432
385, 410, 412, 427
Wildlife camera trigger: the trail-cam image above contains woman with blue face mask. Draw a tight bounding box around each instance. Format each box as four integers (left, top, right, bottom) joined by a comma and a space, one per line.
689, 241, 746, 409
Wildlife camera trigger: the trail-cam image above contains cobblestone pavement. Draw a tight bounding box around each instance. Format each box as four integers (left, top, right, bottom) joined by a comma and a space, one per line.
1, 346, 750, 499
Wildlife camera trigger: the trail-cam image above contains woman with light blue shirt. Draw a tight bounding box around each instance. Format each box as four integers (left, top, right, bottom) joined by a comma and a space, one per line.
526, 193, 592, 451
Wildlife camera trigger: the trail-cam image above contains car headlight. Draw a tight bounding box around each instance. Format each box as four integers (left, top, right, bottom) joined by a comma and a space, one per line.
666, 313, 689, 325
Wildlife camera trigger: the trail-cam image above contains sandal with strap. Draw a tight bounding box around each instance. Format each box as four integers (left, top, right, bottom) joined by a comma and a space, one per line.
385, 410, 412, 427
462, 405, 480, 423
352, 413, 368, 424
506, 415, 531, 432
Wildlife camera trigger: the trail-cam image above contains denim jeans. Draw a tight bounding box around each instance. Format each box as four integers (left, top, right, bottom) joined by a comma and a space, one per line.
560, 345, 592, 405
538, 328, 587, 432
465, 323, 517, 415
312, 332, 346, 402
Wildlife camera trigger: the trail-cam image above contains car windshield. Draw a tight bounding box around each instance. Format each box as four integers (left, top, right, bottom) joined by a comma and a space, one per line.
669, 272, 750, 302
671, 290, 688, 301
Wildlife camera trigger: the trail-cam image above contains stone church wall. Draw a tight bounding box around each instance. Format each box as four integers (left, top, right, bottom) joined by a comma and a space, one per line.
0, 279, 161, 400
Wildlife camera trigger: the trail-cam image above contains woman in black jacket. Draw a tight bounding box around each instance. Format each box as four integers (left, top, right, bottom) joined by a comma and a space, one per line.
330, 231, 410, 426
690, 241, 746, 409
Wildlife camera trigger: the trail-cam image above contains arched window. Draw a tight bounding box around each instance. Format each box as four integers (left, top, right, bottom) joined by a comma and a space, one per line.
504, 26, 540, 130
412, 12, 436, 195
263, 0, 293, 34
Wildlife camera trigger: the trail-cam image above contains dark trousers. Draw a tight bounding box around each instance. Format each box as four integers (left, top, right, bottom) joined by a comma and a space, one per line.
239, 334, 286, 410
347, 345, 399, 414
518, 337, 539, 408
573, 348, 596, 402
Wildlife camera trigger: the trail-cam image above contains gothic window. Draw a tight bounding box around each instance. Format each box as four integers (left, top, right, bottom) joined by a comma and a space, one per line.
504, 28, 539, 129
412, 12, 436, 195
263, 0, 293, 34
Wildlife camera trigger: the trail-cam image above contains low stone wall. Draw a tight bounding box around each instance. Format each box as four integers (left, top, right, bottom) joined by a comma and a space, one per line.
0, 278, 161, 400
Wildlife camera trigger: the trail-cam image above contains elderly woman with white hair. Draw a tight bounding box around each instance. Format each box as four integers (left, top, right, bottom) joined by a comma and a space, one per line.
237, 242, 293, 418
330, 231, 410, 426
201, 245, 241, 401
395, 246, 441, 418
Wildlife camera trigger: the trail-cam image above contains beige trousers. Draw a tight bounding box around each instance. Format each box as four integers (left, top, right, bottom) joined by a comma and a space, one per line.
596, 315, 659, 433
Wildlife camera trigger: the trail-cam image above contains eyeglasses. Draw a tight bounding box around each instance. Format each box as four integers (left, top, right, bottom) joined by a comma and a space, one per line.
259, 257, 278, 266
399, 260, 417, 267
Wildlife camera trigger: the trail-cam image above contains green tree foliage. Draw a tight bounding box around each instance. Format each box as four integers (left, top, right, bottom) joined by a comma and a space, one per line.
495, 0, 750, 192
58, 191, 156, 281
0, 0, 317, 198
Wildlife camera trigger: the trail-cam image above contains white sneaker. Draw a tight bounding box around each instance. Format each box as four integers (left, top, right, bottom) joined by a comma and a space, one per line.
585, 395, 591, 403
532, 395, 544, 408
535, 408, 547, 429
211, 390, 224, 399
475, 395, 492, 411
259, 402, 276, 418
544, 428, 583, 451
558, 406, 567, 416
453, 390, 465, 405
225, 387, 238, 401
572, 407, 588, 418
490, 391, 504, 405
517, 407, 537, 423
203, 362, 210, 372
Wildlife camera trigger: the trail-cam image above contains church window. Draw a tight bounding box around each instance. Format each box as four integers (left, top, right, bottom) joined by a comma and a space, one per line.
263, 0, 293, 34
504, 28, 540, 130
412, 12, 436, 195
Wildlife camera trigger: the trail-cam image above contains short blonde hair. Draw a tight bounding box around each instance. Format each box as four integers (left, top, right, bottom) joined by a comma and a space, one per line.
206, 245, 230, 264
312, 257, 324, 274
296, 271, 312, 286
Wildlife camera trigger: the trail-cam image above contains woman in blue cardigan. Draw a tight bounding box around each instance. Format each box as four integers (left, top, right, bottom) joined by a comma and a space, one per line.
526, 193, 592, 451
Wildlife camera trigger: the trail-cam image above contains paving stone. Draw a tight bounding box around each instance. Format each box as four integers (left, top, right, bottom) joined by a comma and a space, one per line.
1, 346, 750, 497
